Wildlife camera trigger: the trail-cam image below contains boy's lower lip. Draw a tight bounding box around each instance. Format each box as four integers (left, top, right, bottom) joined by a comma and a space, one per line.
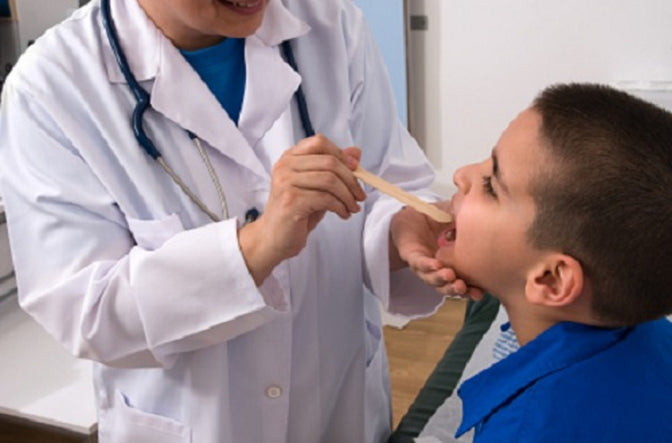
219, 0, 265, 15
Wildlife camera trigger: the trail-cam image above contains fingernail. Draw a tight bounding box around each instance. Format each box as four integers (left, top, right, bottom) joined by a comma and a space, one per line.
357, 189, 366, 201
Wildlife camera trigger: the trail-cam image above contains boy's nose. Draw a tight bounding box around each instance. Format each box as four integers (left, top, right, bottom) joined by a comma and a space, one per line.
453, 164, 472, 193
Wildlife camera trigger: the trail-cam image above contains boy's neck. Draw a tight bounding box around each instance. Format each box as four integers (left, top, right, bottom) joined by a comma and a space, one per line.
503, 296, 606, 346
504, 304, 556, 346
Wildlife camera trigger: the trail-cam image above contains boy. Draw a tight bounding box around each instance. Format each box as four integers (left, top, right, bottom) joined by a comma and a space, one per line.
435, 83, 672, 442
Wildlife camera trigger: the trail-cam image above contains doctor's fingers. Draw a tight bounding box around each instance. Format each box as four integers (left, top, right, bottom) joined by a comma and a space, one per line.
271, 185, 358, 220
289, 136, 364, 186
409, 259, 463, 291
284, 168, 364, 213
420, 266, 483, 300
435, 279, 468, 297
406, 252, 483, 299
291, 134, 361, 162
275, 151, 366, 202
273, 160, 364, 210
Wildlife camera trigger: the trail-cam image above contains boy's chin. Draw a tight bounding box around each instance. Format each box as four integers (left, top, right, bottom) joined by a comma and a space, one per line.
434, 243, 455, 265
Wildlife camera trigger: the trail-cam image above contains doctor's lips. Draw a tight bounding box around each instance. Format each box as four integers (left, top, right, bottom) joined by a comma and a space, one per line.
219, 0, 265, 13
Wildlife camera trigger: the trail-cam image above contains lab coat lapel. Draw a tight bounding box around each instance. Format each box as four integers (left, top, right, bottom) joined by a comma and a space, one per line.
238, 0, 311, 148
237, 36, 301, 149
150, 39, 270, 180
102, 0, 160, 83
150, 35, 302, 172
102, 0, 264, 180
102, 0, 311, 179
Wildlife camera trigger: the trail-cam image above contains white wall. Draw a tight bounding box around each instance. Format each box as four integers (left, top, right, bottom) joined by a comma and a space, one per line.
417, 0, 672, 195
406, 0, 443, 169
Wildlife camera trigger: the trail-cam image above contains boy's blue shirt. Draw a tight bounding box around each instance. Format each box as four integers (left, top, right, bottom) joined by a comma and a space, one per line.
457, 318, 672, 442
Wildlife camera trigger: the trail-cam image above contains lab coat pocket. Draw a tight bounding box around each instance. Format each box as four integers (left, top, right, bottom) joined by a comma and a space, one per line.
127, 213, 185, 250
105, 390, 191, 443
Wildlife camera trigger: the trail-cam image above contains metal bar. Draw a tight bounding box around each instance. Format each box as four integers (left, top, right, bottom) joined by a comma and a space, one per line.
0, 286, 17, 303
0, 270, 14, 285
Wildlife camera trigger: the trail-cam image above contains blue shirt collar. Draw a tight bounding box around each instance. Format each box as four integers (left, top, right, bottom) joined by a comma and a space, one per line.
456, 321, 631, 437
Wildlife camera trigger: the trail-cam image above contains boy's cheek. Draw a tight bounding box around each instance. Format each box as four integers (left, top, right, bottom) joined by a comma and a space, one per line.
434, 245, 453, 267
435, 246, 479, 289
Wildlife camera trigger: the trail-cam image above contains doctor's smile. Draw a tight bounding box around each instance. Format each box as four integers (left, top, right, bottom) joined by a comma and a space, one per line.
218, 0, 266, 15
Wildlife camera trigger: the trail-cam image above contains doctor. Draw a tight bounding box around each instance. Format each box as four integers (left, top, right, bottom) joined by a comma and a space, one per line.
0, 0, 474, 442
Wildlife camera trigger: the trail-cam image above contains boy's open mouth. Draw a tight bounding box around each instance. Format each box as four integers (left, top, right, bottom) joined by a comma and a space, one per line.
437, 223, 456, 247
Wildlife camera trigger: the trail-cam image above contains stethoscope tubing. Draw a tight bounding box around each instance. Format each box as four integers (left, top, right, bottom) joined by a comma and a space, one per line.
100, 0, 315, 223
280, 40, 315, 138
101, 0, 160, 160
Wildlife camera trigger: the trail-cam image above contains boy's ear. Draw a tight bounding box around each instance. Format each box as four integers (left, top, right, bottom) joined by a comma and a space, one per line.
525, 254, 584, 307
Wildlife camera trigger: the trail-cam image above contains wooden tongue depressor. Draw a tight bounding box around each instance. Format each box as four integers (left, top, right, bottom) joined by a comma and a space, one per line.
353, 165, 452, 223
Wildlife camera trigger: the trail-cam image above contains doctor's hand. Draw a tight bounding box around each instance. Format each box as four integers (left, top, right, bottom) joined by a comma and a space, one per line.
389, 205, 484, 301
239, 134, 365, 286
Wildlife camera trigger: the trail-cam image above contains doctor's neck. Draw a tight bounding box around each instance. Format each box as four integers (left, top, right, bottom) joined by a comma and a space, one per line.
138, 0, 267, 50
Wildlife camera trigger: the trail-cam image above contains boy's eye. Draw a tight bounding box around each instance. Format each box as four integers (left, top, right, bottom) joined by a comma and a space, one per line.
482, 175, 497, 198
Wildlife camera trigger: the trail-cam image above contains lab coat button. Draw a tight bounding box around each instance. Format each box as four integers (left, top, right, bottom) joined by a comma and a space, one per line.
245, 208, 260, 224
265, 385, 283, 399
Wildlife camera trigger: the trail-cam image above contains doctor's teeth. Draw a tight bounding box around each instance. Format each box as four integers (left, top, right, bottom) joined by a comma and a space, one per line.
230, 0, 260, 7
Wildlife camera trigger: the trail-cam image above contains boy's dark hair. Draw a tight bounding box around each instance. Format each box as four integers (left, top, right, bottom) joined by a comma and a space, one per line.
528, 83, 672, 325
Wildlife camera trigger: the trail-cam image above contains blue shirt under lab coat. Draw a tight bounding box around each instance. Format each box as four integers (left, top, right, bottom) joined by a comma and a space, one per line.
457, 318, 672, 442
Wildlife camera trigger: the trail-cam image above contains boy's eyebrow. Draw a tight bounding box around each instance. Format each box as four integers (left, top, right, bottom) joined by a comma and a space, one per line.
492, 149, 510, 194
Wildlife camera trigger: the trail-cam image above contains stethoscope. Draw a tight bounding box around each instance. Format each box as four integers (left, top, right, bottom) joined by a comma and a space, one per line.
100, 0, 315, 222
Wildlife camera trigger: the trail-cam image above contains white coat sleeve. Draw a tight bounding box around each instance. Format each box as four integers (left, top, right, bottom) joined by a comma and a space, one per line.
0, 80, 281, 369
346, 5, 445, 318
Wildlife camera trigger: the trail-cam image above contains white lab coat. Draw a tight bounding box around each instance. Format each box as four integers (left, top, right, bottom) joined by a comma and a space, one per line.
0, 0, 444, 441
